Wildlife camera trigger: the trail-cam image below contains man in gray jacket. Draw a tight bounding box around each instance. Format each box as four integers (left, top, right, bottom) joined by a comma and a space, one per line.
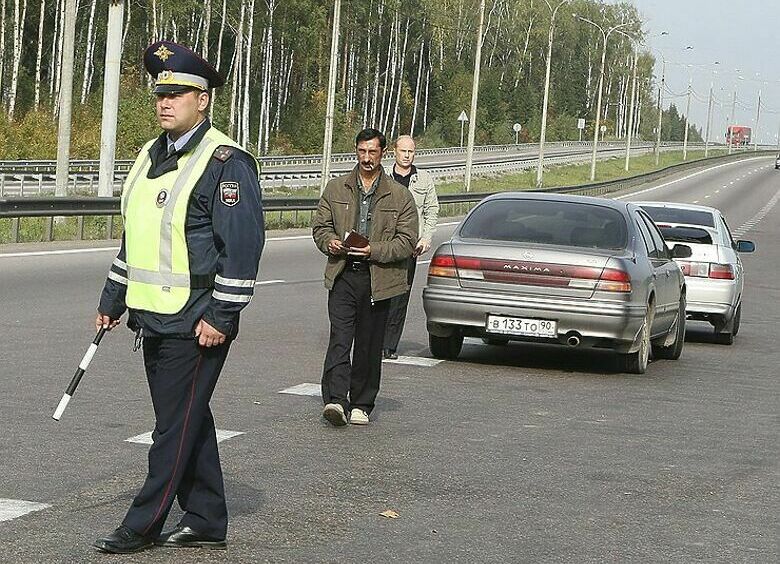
383, 135, 439, 359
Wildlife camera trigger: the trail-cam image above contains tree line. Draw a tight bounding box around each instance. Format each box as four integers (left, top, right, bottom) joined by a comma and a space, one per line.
0, 0, 701, 159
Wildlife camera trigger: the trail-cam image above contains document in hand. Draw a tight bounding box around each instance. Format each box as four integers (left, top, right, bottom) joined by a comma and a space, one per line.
343, 230, 370, 248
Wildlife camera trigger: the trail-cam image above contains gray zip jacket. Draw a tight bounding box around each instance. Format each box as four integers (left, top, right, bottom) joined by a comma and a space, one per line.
387, 165, 439, 244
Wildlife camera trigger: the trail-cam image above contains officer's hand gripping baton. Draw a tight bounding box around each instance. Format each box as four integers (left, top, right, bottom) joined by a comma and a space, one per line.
52, 326, 108, 421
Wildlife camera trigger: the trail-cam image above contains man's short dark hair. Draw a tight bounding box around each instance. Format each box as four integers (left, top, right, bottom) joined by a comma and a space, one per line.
355, 128, 387, 149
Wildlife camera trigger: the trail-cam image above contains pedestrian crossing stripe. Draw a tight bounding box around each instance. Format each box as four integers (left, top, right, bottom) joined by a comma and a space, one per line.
278, 383, 321, 397
0, 499, 50, 522
124, 429, 244, 445
383, 355, 443, 367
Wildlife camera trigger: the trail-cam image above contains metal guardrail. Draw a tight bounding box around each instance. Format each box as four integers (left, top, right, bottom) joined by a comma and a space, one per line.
0, 141, 726, 197
1, 149, 773, 245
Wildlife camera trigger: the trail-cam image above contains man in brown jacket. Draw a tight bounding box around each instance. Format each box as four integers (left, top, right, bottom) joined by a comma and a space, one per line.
312, 128, 418, 426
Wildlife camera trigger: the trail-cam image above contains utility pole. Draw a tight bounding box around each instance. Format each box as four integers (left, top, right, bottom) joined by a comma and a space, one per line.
753, 89, 761, 152
624, 46, 638, 171
536, 0, 570, 188
655, 58, 665, 166
728, 90, 736, 155
464, 0, 485, 193
98, 1, 125, 200
54, 0, 78, 197
320, 0, 341, 195
704, 81, 713, 157
682, 77, 691, 161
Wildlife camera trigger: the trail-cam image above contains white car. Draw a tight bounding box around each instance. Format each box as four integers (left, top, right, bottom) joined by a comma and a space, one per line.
637, 202, 755, 344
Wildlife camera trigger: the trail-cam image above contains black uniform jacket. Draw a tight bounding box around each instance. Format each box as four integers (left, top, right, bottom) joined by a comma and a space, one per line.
98, 120, 265, 339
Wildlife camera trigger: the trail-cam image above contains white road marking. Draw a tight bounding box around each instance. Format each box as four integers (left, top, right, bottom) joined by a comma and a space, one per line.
614, 156, 769, 200
0, 499, 50, 522
704, 195, 711, 199
732, 188, 780, 237
715, 190, 720, 193
692, 200, 699, 204
383, 355, 443, 367
255, 279, 285, 286
439, 221, 461, 226
125, 429, 244, 445
278, 382, 321, 396
0, 246, 120, 258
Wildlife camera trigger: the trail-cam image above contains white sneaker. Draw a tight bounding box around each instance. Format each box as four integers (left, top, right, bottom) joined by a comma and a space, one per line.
323, 403, 348, 426
350, 408, 370, 425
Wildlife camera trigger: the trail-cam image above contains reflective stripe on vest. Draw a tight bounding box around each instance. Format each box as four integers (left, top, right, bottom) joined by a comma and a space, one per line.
121, 126, 245, 314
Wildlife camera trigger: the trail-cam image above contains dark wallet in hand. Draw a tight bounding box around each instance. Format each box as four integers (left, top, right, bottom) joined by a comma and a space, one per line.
343, 230, 370, 248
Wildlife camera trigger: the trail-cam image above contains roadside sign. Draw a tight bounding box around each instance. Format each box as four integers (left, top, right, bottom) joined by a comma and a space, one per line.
458, 110, 469, 148
512, 123, 522, 132
577, 118, 586, 130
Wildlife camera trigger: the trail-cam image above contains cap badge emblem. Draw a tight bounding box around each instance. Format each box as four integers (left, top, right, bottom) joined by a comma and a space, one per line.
158, 70, 172, 81
154, 45, 174, 62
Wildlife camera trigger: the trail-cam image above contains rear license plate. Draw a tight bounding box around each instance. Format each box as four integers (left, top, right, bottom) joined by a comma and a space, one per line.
486, 315, 557, 338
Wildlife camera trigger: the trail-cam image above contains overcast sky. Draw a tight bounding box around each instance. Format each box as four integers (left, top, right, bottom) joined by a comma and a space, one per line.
631, 0, 780, 144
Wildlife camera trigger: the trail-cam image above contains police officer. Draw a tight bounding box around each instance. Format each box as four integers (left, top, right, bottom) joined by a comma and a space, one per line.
92, 41, 264, 553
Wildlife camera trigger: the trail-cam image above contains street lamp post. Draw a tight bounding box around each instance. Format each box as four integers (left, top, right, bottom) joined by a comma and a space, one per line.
463, 0, 486, 192
624, 44, 638, 171
655, 56, 665, 165
682, 76, 692, 160
573, 14, 634, 181
754, 88, 761, 152
536, 0, 571, 188
728, 89, 736, 154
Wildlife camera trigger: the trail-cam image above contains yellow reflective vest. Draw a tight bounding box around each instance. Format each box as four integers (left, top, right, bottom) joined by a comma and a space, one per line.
120, 126, 243, 314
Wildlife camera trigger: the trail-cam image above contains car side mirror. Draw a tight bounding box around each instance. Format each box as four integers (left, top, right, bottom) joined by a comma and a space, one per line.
671, 244, 692, 258
736, 240, 755, 253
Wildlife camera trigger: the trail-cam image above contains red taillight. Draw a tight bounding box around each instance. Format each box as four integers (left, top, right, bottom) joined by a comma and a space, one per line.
428, 254, 457, 278
708, 263, 735, 280
677, 261, 710, 277
595, 268, 631, 293
677, 261, 734, 280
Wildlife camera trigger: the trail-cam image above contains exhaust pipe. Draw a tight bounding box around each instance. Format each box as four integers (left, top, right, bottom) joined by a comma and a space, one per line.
565, 332, 581, 347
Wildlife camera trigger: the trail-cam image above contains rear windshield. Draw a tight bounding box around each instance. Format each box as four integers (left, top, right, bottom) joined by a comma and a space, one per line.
659, 226, 713, 245
639, 205, 715, 227
460, 199, 628, 249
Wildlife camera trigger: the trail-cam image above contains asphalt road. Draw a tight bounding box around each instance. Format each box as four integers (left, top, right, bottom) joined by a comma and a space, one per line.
0, 155, 777, 562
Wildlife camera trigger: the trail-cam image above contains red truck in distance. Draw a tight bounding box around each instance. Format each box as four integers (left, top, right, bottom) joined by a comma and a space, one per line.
725, 125, 751, 146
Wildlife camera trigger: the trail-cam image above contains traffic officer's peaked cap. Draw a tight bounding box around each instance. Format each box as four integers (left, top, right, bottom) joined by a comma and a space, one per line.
143, 40, 225, 94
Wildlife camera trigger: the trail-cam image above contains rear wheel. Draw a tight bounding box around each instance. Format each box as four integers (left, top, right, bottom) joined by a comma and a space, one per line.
620, 305, 654, 374
653, 294, 686, 360
429, 331, 464, 360
732, 303, 742, 337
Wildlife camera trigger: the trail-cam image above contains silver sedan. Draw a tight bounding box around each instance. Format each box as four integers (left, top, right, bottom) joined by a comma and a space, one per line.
636, 202, 755, 344
423, 193, 692, 374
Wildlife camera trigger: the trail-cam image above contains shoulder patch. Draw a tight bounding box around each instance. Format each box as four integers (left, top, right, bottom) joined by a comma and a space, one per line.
213, 145, 235, 162
220, 181, 240, 207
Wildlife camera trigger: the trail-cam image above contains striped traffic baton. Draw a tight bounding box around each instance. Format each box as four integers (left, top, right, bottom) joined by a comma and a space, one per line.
52, 326, 108, 421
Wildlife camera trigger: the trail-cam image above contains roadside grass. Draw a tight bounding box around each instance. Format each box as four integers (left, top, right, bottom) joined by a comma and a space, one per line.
0, 148, 740, 244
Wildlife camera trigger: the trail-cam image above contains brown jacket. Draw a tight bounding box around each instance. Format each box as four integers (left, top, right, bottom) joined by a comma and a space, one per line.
312, 166, 419, 301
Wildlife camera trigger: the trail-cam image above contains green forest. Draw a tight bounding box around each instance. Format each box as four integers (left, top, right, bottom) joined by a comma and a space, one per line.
0, 0, 702, 159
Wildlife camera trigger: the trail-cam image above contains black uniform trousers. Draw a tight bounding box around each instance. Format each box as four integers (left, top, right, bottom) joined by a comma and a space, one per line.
322, 265, 390, 414
122, 336, 230, 540
383, 257, 418, 354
